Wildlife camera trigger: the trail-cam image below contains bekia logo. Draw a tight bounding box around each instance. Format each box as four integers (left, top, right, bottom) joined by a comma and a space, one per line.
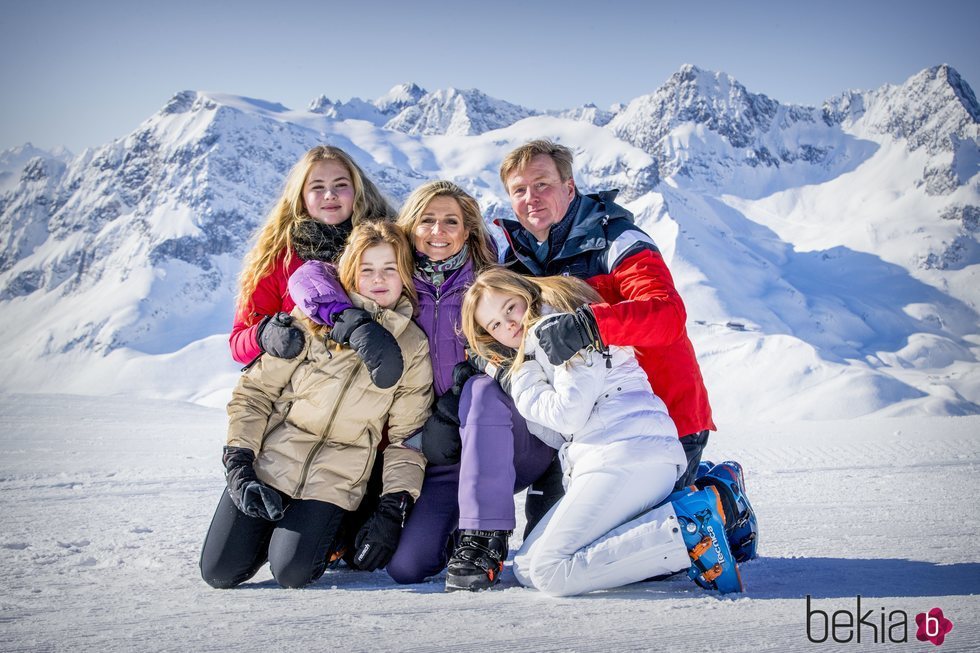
916, 608, 954, 647
806, 596, 955, 646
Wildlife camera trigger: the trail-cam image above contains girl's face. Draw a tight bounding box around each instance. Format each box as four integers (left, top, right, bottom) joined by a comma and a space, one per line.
413, 196, 470, 261
303, 160, 355, 225
357, 243, 403, 309
474, 288, 528, 349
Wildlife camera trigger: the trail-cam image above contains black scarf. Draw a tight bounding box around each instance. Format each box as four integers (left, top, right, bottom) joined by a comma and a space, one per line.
290, 219, 353, 263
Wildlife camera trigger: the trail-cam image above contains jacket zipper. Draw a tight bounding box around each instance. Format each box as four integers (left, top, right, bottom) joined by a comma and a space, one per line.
294, 355, 364, 497
432, 294, 441, 381
351, 428, 376, 488
265, 400, 294, 437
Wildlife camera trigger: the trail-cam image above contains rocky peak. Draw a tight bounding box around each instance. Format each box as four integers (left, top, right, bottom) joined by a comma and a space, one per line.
383, 86, 537, 136
374, 82, 427, 115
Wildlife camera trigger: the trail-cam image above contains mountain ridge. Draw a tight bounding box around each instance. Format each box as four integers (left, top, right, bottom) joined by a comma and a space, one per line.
0, 64, 976, 420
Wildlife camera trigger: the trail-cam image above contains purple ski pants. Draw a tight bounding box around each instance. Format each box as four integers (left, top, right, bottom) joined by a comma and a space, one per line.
386, 375, 556, 583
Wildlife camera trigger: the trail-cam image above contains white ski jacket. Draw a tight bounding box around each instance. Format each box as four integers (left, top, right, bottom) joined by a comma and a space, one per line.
509, 315, 687, 481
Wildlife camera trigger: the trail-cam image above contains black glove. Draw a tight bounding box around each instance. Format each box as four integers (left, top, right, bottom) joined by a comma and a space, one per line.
329, 308, 404, 389
452, 359, 482, 394
413, 392, 463, 466
465, 354, 514, 394
536, 305, 603, 366
222, 446, 284, 521
352, 491, 413, 571
256, 312, 305, 359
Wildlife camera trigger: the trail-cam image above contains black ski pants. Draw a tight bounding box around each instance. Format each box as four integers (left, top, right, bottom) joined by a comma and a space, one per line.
200, 489, 345, 589
675, 429, 711, 490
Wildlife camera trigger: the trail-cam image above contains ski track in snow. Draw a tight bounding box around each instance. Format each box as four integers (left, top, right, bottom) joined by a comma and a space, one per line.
0, 394, 978, 652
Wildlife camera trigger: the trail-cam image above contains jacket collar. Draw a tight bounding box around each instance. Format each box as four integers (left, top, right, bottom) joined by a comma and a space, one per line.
350, 291, 414, 338
496, 189, 633, 273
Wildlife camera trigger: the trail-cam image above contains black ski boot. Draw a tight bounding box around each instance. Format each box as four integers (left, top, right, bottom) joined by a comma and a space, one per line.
445, 530, 510, 592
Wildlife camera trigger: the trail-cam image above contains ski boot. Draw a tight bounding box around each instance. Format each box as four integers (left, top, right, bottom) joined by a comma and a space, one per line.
696, 461, 758, 562
696, 459, 715, 480
669, 486, 743, 593
445, 530, 510, 592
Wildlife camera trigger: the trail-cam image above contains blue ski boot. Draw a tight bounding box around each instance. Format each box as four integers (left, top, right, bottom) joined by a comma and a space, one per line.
695, 459, 715, 480
696, 461, 758, 563
668, 486, 743, 594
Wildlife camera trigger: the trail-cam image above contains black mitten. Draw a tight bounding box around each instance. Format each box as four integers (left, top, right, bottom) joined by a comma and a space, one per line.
451, 359, 482, 394
329, 308, 404, 389
257, 312, 305, 359
352, 491, 413, 571
465, 354, 514, 394
413, 393, 463, 466
536, 305, 603, 365
222, 446, 285, 521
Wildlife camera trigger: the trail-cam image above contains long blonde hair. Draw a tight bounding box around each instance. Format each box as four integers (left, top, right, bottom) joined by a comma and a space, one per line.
396, 180, 496, 270
236, 145, 395, 324
461, 267, 600, 372
337, 220, 418, 311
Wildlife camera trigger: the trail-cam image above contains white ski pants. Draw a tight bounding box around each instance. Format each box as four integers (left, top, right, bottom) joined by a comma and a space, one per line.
513, 441, 690, 597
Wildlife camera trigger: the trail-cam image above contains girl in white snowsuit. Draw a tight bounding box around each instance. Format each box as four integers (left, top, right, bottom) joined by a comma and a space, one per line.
461, 268, 742, 596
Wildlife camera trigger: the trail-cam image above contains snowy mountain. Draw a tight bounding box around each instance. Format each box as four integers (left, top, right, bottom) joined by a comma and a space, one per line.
0, 65, 976, 420
305, 82, 537, 136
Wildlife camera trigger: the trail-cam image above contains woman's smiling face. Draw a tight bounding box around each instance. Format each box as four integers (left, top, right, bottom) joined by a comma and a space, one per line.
413, 195, 470, 261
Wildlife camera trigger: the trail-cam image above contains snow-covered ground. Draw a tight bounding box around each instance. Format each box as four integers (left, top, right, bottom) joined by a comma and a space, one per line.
1, 393, 977, 652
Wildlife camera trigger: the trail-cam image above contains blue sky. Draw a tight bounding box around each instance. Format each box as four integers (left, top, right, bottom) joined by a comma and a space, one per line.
1, 0, 978, 153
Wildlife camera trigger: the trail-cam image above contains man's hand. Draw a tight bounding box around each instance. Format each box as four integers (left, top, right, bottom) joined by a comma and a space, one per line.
535, 306, 603, 365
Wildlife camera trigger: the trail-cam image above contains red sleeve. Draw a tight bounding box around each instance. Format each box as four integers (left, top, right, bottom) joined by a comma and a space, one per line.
230, 318, 261, 365
228, 252, 300, 365
589, 248, 687, 348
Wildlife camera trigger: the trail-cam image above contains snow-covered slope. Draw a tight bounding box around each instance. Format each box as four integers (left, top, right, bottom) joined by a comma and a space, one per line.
0, 65, 976, 422
2, 393, 977, 652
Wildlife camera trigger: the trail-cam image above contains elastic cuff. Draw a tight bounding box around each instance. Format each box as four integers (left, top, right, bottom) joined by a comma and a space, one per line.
458, 517, 517, 531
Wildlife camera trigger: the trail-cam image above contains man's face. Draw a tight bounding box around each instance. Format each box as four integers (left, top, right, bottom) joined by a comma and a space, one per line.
504, 154, 575, 242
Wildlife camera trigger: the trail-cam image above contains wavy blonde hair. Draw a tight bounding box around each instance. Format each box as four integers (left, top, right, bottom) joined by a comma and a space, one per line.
396, 180, 496, 270
235, 145, 395, 324
337, 220, 418, 311
461, 267, 600, 374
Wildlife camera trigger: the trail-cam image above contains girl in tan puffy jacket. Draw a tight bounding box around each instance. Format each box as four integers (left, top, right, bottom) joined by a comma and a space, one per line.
201, 220, 433, 589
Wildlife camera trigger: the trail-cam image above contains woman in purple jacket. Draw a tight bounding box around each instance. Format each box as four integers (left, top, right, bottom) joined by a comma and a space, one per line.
288, 180, 559, 585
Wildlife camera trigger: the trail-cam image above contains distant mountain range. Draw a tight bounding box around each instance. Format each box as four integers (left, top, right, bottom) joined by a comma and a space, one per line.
0, 64, 977, 420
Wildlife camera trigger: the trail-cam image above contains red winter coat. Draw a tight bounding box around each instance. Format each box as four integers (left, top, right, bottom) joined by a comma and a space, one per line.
229, 249, 304, 365
497, 191, 715, 437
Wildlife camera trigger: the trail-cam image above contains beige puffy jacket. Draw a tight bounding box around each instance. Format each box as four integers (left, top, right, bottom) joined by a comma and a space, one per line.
226, 293, 432, 510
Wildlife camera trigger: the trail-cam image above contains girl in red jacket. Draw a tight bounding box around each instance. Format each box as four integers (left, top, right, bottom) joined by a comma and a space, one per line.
229, 145, 395, 365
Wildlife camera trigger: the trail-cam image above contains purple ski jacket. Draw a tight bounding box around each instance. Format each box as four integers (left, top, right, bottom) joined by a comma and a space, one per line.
288, 259, 475, 397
